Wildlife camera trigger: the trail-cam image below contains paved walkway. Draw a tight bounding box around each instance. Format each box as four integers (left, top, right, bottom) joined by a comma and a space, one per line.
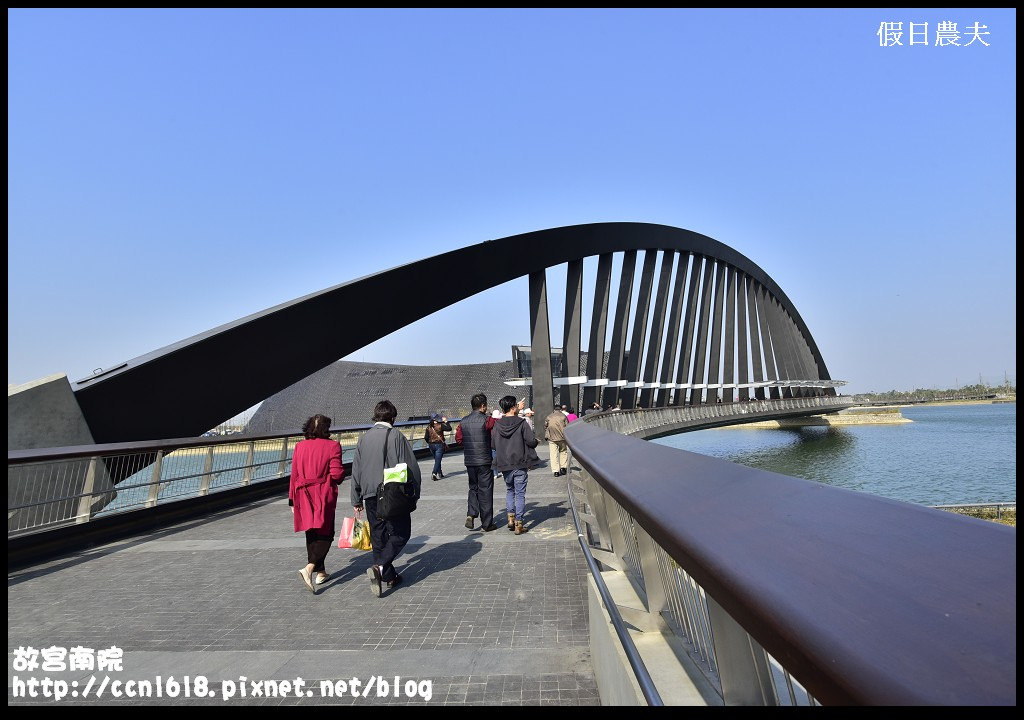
8, 444, 599, 705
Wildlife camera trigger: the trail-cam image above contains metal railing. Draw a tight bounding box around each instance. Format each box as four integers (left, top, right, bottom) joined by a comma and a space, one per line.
566, 474, 663, 705
584, 395, 855, 439
564, 404, 1016, 705
7, 419, 457, 539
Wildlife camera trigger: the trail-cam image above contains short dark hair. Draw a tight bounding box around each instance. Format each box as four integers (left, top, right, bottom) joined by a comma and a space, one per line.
471, 393, 487, 410
499, 395, 518, 414
302, 414, 332, 439
373, 400, 397, 424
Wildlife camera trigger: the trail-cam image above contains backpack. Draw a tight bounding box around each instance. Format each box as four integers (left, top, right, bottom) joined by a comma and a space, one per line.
375, 429, 417, 519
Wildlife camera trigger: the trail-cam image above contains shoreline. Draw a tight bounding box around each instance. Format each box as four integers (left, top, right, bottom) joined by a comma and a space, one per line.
899, 398, 1016, 407
719, 406, 912, 429
717, 398, 1015, 430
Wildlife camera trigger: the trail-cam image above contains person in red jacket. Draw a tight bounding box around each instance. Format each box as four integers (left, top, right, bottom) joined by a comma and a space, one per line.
289, 414, 344, 594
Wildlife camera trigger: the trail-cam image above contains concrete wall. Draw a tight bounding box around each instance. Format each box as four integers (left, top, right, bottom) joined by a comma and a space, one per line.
8, 374, 98, 451
8, 374, 116, 533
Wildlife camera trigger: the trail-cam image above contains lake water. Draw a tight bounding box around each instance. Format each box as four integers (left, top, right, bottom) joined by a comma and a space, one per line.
651, 403, 1016, 507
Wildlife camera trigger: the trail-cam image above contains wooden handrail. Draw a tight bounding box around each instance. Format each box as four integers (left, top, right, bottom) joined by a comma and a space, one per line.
565, 420, 1016, 705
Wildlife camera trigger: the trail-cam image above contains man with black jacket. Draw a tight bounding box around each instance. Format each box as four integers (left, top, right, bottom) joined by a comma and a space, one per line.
492, 395, 539, 535
455, 393, 499, 532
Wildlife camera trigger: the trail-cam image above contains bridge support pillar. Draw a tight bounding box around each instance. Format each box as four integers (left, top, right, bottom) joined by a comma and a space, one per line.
562, 259, 583, 410
529, 270, 555, 418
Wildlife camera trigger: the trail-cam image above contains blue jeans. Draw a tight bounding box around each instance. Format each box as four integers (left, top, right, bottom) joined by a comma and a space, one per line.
503, 468, 528, 522
429, 443, 445, 475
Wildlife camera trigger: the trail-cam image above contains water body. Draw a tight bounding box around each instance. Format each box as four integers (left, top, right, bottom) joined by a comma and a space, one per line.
651, 403, 1016, 507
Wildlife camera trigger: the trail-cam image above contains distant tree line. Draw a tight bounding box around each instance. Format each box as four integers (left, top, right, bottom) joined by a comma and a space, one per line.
852, 381, 1015, 404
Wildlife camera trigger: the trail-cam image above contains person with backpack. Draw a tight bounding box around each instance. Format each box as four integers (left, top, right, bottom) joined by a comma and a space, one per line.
351, 400, 422, 597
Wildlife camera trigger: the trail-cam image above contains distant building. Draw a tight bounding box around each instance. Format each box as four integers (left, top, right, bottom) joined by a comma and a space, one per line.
246, 348, 610, 434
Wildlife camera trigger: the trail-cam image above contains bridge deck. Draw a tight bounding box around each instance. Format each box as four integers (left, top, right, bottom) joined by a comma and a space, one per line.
8, 445, 600, 705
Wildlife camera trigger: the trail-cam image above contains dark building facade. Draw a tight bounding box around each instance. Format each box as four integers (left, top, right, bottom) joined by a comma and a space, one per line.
247, 348, 612, 434
247, 359, 519, 433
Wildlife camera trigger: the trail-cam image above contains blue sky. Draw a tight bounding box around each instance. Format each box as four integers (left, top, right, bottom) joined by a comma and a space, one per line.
8, 8, 1017, 400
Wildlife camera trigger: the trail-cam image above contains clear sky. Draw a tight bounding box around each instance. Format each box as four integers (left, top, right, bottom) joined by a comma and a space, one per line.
8, 8, 1017, 400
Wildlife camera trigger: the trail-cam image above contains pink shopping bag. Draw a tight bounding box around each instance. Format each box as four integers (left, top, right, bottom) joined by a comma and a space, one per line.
338, 515, 356, 549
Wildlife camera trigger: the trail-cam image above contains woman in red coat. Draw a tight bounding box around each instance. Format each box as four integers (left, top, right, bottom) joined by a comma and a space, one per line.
289, 414, 344, 594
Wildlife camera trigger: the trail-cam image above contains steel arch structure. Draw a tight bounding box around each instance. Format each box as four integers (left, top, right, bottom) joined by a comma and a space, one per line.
73, 222, 838, 442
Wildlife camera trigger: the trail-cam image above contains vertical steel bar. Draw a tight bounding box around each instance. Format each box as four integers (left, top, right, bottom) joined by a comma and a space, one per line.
562, 259, 584, 410
640, 251, 675, 409
747, 278, 766, 400
583, 253, 613, 409
674, 255, 704, 405
765, 295, 795, 399
688, 257, 717, 405
606, 250, 637, 407
754, 283, 780, 400
783, 669, 798, 705
689, 574, 717, 670
706, 260, 728, 404
621, 249, 659, 409
723, 266, 737, 403
657, 251, 690, 406
736, 274, 750, 401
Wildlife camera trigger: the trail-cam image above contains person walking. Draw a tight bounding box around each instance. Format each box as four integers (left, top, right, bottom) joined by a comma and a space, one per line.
454, 393, 498, 532
492, 395, 539, 535
289, 414, 344, 594
544, 406, 569, 477
519, 407, 541, 469
351, 400, 422, 597
424, 413, 451, 481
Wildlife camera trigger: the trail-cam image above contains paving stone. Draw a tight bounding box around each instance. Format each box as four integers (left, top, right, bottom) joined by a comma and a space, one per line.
8, 446, 599, 705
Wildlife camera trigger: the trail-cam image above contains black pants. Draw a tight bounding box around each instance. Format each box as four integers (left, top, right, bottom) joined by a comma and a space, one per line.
466, 464, 494, 528
304, 530, 333, 573
363, 496, 411, 583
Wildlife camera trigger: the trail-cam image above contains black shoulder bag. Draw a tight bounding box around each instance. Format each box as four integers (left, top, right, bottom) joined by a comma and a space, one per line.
375, 428, 417, 520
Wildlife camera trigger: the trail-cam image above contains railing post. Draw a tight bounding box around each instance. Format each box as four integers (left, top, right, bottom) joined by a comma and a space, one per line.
241, 441, 256, 486
586, 476, 615, 553
635, 524, 668, 620
277, 436, 290, 478
146, 450, 164, 508
76, 456, 100, 523
706, 594, 777, 705
199, 446, 215, 496
605, 493, 630, 566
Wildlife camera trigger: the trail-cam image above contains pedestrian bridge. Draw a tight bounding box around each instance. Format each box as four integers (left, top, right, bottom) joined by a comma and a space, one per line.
8, 223, 1016, 704
8, 399, 1015, 705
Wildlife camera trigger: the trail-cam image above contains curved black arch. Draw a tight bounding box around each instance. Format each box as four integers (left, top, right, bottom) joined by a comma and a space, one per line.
74, 222, 834, 442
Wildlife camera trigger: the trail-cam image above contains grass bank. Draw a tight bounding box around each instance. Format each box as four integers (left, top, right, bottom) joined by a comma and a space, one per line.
938, 506, 1016, 527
